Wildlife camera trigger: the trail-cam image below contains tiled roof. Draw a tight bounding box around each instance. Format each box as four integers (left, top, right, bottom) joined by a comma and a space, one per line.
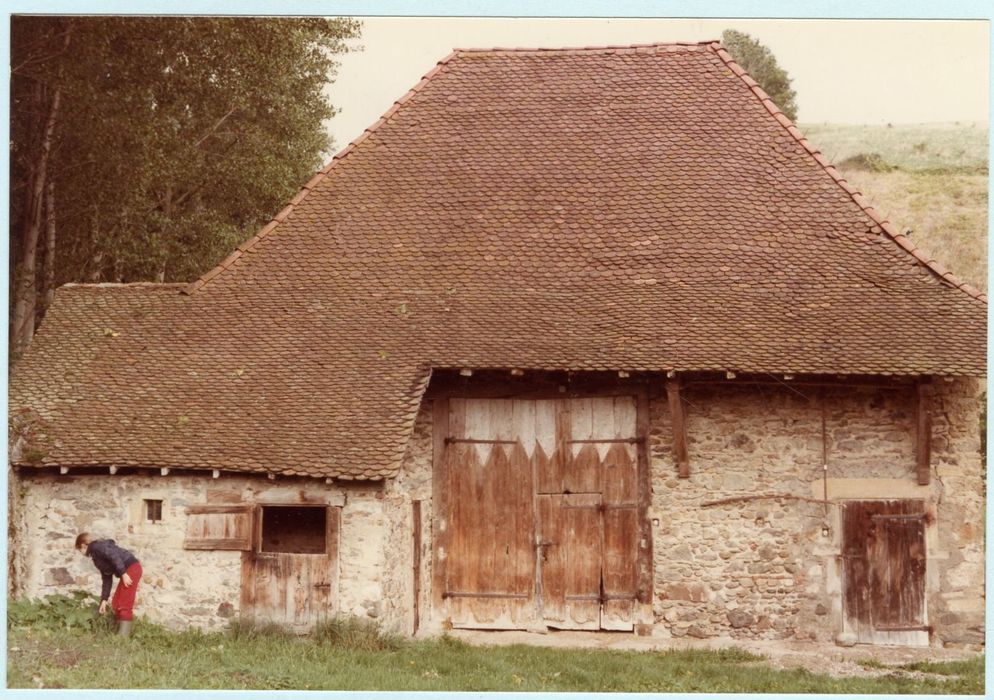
10, 42, 986, 479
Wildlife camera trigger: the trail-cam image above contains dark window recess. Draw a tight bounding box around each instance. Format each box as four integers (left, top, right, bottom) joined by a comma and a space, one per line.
260, 506, 327, 554
145, 499, 163, 523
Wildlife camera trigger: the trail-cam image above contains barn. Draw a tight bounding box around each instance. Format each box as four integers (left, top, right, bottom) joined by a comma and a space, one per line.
8, 41, 986, 648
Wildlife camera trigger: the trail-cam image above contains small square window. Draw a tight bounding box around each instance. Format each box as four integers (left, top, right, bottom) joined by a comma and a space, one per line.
260, 505, 327, 554
145, 499, 163, 523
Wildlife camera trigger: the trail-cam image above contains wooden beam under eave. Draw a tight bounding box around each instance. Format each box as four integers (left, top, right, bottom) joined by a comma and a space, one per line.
916, 378, 934, 485
666, 377, 690, 478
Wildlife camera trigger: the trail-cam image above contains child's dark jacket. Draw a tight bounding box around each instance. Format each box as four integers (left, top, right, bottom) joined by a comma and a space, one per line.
86, 539, 139, 601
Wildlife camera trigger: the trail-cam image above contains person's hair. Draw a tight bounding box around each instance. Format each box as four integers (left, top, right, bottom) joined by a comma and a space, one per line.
74, 532, 91, 549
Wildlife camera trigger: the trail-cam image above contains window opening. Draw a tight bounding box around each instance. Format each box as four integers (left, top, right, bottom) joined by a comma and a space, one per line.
144, 499, 163, 523
260, 505, 327, 554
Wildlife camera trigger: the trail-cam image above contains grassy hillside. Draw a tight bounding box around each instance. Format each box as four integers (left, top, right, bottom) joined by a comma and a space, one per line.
800, 122, 988, 291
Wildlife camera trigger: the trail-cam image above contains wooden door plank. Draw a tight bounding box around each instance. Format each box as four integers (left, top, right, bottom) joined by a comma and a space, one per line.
562, 493, 602, 629
240, 550, 255, 621
543, 399, 571, 495
601, 506, 638, 630
602, 441, 637, 505
537, 494, 565, 624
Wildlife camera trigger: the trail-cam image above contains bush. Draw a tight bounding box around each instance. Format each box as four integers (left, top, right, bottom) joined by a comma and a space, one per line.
836, 152, 895, 173
313, 616, 405, 651
8, 591, 112, 633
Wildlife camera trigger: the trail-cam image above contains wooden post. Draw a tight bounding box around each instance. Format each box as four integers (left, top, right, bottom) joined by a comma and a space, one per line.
916, 378, 933, 485
412, 500, 422, 635
635, 389, 654, 612
666, 377, 690, 478
430, 399, 449, 620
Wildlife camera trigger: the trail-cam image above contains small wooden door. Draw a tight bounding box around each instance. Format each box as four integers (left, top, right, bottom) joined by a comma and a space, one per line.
842, 500, 928, 645
241, 505, 340, 630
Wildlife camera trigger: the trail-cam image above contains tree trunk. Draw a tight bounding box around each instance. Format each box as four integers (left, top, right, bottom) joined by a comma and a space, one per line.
11, 83, 60, 356
10, 23, 70, 358
42, 177, 57, 312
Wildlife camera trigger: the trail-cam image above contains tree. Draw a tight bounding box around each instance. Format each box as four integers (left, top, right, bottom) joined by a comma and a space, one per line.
9, 17, 361, 357
721, 29, 798, 122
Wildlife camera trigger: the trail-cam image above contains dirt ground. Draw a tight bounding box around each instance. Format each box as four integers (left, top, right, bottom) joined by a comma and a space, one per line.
449, 629, 984, 680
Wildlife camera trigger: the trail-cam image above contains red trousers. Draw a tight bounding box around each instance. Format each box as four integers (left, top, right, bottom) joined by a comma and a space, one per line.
111, 562, 142, 621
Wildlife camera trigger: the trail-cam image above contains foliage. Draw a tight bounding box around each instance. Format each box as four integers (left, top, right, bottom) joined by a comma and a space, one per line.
6, 614, 985, 692
312, 616, 405, 651
836, 152, 895, 173
7, 591, 111, 633
9, 16, 360, 351
721, 29, 798, 122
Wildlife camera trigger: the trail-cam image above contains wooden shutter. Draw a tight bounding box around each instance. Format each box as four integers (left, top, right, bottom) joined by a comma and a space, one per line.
184, 504, 253, 550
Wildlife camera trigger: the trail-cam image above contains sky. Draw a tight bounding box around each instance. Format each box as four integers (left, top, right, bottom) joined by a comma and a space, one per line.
324, 17, 989, 152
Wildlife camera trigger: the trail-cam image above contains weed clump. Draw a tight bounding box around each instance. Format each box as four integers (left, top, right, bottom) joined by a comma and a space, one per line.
226, 617, 295, 641
837, 152, 895, 172
8, 591, 109, 633
313, 616, 404, 651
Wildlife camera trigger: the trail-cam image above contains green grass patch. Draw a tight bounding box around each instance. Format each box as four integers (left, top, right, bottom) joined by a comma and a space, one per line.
5, 614, 984, 692
897, 656, 986, 677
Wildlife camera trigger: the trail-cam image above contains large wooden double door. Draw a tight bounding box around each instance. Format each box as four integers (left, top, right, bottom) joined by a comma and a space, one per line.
436, 395, 649, 630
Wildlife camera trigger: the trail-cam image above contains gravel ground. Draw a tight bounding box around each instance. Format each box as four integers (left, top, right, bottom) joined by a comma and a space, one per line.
449, 629, 983, 679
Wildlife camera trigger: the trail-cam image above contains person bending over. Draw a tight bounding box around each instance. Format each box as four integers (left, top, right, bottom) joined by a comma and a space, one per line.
74, 533, 143, 637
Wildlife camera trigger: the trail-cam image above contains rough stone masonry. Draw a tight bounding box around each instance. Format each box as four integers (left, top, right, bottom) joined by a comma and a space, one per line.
10, 378, 984, 647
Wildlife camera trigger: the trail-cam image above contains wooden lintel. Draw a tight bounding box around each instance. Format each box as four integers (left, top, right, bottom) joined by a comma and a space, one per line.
666, 377, 690, 478
916, 378, 933, 485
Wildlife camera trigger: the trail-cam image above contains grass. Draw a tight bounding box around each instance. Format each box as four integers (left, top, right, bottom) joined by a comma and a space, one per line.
6, 613, 985, 692
801, 122, 988, 173
799, 122, 988, 291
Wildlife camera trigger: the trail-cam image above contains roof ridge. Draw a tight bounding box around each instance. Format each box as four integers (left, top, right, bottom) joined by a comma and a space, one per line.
707, 41, 987, 304
182, 50, 462, 296
453, 40, 718, 54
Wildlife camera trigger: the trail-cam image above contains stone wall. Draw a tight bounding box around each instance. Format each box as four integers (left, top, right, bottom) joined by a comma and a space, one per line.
10, 380, 984, 646
649, 378, 984, 647
12, 470, 417, 634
